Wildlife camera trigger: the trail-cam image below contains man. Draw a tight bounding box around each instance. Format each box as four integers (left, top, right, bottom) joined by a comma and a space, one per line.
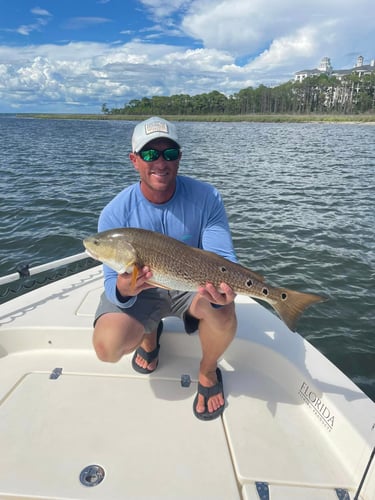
93, 116, 237, 420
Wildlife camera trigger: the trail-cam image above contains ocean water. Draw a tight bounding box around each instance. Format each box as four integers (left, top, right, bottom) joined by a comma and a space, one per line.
0, 115, 374, 400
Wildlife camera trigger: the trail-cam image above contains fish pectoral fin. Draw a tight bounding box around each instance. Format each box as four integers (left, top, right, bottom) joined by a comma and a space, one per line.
130, 266, 139, 291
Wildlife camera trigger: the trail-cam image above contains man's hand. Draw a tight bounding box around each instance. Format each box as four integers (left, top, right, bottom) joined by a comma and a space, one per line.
116, 266, 155, 298
197, 282, 236, 306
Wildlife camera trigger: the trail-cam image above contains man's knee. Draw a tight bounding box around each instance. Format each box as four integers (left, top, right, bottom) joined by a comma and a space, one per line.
92, 313, 144, 363
93, 337, 122, 363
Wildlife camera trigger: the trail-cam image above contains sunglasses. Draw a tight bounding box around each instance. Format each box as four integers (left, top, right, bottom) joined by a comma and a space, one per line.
138, 148, 180, 162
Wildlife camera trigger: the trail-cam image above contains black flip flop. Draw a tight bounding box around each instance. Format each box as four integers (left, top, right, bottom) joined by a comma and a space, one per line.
131, 321, 163, 374
193, 367, 225, 421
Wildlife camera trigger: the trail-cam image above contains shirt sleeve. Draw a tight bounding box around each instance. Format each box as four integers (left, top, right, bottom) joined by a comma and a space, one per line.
98, 197, 138, 308
201, 189, 237, 263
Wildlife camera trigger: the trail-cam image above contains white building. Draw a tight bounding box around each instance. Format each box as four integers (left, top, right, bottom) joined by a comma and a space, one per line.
294, 56, 375, 82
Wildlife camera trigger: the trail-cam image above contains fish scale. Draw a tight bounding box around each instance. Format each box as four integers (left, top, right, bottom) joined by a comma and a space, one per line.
130, 229, 264, 291
84, 227, 326, 331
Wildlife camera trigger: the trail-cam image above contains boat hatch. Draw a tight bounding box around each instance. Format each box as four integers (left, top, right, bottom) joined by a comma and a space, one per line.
0, 369, 240, 499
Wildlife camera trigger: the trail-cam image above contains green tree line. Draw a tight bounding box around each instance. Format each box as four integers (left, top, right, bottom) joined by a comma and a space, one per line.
103, 73, 375, 116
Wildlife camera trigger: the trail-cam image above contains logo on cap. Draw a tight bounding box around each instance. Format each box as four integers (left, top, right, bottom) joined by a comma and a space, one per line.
145, 121, 169, 135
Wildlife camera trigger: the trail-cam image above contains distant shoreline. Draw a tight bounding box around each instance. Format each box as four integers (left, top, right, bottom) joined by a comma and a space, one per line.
15, 113, 375, 123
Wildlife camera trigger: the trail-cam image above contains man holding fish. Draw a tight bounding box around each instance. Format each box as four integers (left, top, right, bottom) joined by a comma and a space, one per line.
92, 116, 238, 420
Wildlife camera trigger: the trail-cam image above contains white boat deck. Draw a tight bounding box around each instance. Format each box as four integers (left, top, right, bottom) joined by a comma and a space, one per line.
0, 267, 374, 499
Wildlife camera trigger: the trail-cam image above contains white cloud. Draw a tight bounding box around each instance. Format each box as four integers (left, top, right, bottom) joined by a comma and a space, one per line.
14, 7, 52, 36
31, 8, 52, 17
0, 41, 245, 111
181, 0, 329, 57
181, 0, 374, 67
247, 26, 318, 70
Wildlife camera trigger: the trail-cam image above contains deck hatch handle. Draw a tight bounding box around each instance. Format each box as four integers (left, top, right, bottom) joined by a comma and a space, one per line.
49, 367, 63, 379
255, 481, 269, 500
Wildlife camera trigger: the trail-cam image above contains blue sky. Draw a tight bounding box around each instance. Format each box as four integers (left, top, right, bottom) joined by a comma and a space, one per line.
0, 0, 374, 113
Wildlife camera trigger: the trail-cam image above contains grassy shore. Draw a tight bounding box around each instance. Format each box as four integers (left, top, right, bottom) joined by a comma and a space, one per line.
17, 113, 375, 123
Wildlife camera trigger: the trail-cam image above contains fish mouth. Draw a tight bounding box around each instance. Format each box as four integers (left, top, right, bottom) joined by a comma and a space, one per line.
85, 248, 97, 259
83, 238, 99, 260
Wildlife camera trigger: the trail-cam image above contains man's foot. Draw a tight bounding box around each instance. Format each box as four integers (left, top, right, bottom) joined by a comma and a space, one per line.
131, 322, 163, 374
193, 368, 225, 421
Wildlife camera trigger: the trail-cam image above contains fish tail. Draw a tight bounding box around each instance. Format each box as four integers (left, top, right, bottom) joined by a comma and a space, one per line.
271, 288, 327, 331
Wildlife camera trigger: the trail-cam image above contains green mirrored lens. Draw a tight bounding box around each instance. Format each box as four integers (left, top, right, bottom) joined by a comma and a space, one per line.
140, 149, 160, 161
163, 148, 179, 160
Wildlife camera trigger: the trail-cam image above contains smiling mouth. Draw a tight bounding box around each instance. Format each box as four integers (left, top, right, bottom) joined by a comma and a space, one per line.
152, 172, 168, 177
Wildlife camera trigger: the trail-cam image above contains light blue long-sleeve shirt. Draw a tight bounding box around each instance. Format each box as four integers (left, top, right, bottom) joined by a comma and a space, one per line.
98, 175, 237, 307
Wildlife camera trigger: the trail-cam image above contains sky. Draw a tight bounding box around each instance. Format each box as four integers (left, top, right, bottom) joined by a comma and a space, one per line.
0, 0, 374, 113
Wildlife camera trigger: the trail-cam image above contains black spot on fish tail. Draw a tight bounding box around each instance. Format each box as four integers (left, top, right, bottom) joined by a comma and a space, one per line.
271, 288, 327, 331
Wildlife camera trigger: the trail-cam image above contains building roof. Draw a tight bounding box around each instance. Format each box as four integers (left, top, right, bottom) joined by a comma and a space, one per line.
295, 69, 325, 76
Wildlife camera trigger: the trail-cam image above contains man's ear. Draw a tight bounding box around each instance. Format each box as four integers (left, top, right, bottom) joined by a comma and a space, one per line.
129, 152, 139, 170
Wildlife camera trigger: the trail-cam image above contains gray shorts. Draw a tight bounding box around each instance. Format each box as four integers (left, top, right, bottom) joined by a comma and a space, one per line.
94, 288, 199, 334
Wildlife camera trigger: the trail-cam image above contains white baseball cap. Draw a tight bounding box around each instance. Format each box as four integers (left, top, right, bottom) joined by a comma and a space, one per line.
131, 116, 180, 153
